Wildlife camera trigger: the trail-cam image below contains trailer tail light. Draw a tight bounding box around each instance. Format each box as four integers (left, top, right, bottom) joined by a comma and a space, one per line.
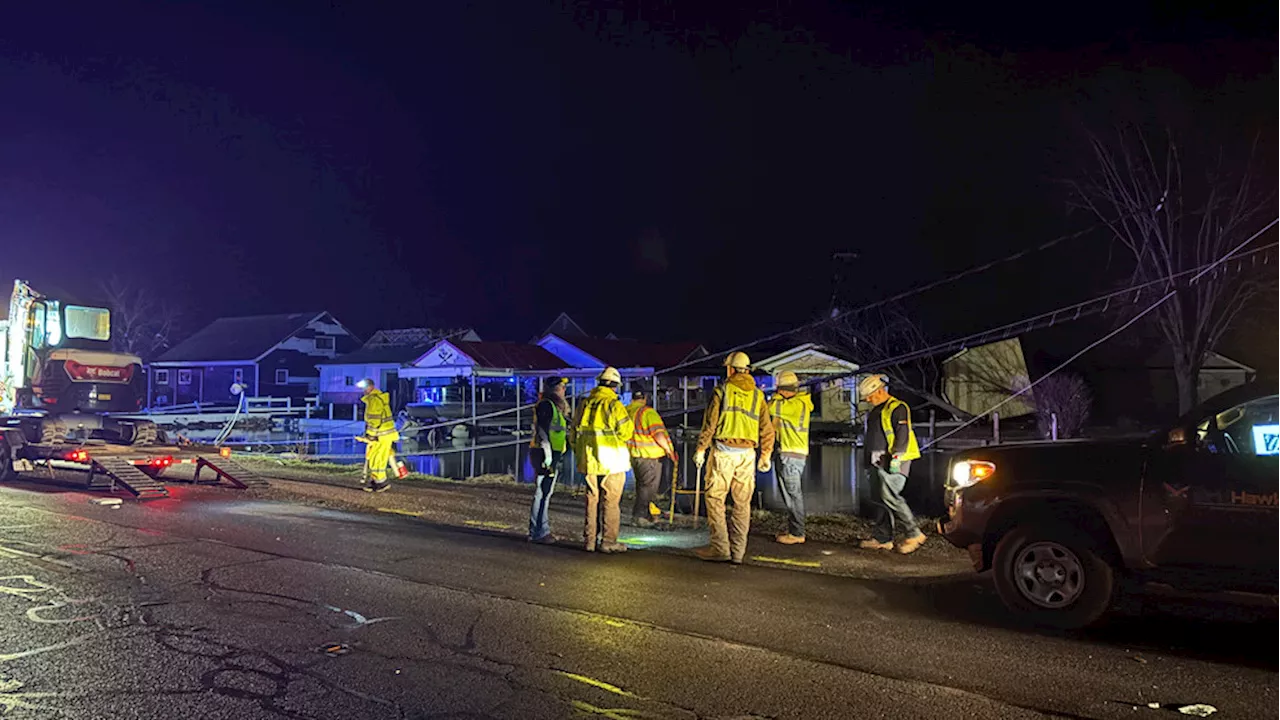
148, 456, 174, 468
64, 360, 134, 383
219, 447, 232, 458
64, 449, 90, 463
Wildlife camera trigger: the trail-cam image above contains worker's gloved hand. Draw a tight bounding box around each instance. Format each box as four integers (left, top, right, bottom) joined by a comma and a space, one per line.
694, 449, 706, 468
757, 456, 771, 473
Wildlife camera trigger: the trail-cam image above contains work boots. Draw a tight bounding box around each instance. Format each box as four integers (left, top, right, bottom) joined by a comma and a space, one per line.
775, 534, 805, 545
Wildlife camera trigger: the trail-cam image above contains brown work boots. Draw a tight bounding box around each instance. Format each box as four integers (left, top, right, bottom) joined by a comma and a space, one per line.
775, 534, 805, 545
859, 534, 927, 554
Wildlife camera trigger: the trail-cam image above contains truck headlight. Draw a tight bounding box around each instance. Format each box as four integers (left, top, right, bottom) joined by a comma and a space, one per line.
951, 460, 995, 488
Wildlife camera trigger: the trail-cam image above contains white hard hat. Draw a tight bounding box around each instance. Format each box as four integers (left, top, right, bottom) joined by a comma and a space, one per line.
598, 367, 622, 385
724, 351, 750, 370
858, 374, 888, 398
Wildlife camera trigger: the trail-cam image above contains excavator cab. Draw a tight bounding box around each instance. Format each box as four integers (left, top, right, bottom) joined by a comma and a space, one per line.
2, 280, 155, 445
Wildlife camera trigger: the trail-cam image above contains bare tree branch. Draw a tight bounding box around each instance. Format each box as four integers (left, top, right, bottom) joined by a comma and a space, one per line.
1070, 124, 1276, 413
100, 277, 183, 361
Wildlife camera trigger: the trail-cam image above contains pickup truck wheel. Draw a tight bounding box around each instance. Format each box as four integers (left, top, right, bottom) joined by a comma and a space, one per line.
992, 524, 1115, 629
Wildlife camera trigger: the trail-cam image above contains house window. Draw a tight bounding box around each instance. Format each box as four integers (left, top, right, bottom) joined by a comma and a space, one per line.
233, 368, 244, 384
276, 369, 289, 384
178, 369, 192, 385
315, 336, 335, 351
154, 369, 170, 384
344, 376, 354, 387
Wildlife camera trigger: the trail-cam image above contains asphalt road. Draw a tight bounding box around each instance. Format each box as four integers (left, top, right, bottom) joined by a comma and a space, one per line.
0, 481, 1273, 719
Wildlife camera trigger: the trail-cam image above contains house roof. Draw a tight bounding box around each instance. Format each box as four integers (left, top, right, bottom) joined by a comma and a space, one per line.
537, 312, 587, 340
155, 312, 325, 363
317, 344, 430, 366
559, 337, 705, 369
365, 327, 477, 348
317, 328, 479, 367
453, 341, 566, 371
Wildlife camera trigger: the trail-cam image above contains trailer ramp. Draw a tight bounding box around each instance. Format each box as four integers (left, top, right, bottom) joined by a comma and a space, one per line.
90, 457, 169, 500
192, 457, 270, 489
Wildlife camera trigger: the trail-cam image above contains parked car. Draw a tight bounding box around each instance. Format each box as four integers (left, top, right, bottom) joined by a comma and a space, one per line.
940, 381, 1278, 628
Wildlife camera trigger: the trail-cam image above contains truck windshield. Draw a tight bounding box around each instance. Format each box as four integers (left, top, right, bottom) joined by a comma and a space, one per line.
65, 305, 111, 341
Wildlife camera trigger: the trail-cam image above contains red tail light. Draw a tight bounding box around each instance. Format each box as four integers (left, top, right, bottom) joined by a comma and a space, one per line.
148, 456, 174, 468
64, 449, 90, 463
64, 360, 134, 383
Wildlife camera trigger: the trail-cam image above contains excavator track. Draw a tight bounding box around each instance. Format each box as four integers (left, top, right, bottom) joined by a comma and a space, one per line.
130, 421, 159, 446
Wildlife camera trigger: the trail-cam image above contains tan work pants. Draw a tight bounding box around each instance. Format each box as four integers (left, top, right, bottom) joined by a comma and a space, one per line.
584, 473, 625, 550
704, 450, 756, 562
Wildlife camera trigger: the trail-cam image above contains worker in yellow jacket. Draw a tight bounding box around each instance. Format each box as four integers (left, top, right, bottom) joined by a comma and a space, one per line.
769, 370, 814, 545
692, 352, 775, 564
858, 374, 926, 554
625, 381, 677, 528
573, 367, 634, 553
358, 378, 399, 493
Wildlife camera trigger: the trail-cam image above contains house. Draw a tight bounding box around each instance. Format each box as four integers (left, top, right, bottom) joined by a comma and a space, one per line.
531, 312, 588, 342
653, 342, 862, 427
148, 312, 360, 407
942, 338, 1035, 419
316, 327, 480, 407
536, 334, 708, 409
1023, 327, 1258, 427
750, 343, 862, 424
399, 339, 569, 423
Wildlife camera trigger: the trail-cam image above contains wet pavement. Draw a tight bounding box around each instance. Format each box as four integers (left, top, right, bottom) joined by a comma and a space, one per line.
0, 478, 1273, 719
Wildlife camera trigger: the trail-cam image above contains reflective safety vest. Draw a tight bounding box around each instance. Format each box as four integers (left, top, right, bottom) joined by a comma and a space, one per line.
770, 391, 813, 456
881, 396, 921, 461
529, 398, 568, 453
715, 381, 765, 442
574, 387, 634, 475
626, 401, 667, 459
361, 390, 399, 439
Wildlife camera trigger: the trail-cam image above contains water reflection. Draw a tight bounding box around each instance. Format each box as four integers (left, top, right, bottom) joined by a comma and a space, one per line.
187, 429, 944, 517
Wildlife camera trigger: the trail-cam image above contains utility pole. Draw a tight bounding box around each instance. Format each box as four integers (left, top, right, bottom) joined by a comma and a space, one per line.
829, 251, 860, 316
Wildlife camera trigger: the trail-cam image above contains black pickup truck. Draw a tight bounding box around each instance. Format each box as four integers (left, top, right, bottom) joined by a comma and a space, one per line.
940, 381, 1278, 628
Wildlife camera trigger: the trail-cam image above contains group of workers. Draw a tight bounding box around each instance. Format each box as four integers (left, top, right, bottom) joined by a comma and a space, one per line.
520, 352, 928, 561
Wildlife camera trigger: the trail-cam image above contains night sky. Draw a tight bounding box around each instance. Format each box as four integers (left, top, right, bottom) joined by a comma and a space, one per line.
2, 1, 1275, 354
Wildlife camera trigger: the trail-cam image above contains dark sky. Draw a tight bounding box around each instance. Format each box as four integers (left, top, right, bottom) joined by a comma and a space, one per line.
1, 1, 1275, 350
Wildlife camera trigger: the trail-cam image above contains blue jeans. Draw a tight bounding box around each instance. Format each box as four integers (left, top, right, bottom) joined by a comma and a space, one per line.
870, 462, 922, 543
528, 449, 564, 540
776, 455, 807, 537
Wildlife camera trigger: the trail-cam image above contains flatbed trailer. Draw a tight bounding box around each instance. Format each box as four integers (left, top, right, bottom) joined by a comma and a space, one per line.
0, 427, 268, 500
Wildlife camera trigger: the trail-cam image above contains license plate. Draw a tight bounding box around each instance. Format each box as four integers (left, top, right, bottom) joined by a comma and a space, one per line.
97, 394, 111, 401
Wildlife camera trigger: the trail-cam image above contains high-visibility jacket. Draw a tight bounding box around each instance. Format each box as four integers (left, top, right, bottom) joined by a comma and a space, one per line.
361, 390, 399, 441
770, 391, 813, 457
573, 386, 634, 475
881, 396, 920, 461
715, 380, 765, 443
625, 401, 668, 459
529, 398, 569, 453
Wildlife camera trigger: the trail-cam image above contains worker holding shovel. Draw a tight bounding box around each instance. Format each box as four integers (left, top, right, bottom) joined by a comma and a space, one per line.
357, 378, 402, 492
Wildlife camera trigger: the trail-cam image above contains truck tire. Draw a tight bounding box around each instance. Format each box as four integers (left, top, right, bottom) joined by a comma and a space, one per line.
992, 524, 1115, 629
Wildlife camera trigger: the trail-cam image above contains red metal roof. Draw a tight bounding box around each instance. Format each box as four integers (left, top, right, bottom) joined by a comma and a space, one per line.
453, 341, 567, 371
565, 338, 704, 369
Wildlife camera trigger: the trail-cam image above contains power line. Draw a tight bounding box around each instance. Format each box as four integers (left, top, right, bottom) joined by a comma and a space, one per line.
922, 216, 1279, 449
653, 218, 1126, 379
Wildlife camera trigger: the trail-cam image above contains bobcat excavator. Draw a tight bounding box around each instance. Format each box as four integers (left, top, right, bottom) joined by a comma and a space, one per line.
0, 279, 160, 446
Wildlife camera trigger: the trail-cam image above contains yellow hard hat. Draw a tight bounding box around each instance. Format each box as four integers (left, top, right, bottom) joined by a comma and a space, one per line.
858, 374, 888, 398
723, 351, 751, 370
598, 367, 622, 385
776, 370, 799, 388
